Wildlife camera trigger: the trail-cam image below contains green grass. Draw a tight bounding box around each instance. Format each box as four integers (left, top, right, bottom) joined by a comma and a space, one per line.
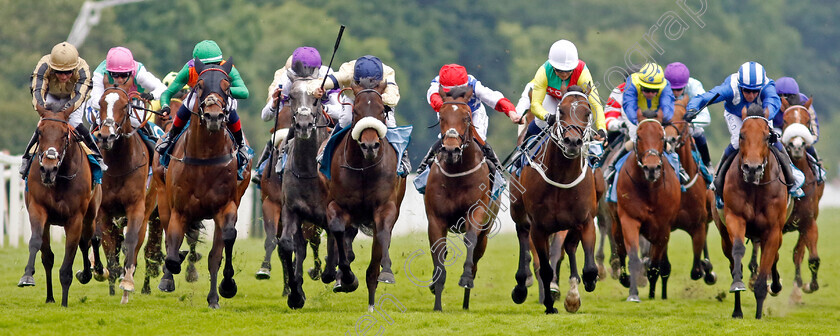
2, 209, 840, 336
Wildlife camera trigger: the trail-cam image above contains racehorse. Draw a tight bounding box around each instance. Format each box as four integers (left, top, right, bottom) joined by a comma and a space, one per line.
274, 69, 331, 309
424, 86, 499, 311
779, 97, 824, 303
157, 58, 251, 308
510, 86, 599, 314
663, 96, 717, 285
89, 83, 154, 304
614, 109, 681, 302
713, 104, 787, 319
326, 77, 407, 310
18, 104, 102, 307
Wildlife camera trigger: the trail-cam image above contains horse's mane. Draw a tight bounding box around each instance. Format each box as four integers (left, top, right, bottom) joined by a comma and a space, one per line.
357, 77, 380, 90
784, 94, 803, 106
566, 85, 585, 95
444, 85, 471, 100
746, 103, 764, 118
641, 109, 658, 119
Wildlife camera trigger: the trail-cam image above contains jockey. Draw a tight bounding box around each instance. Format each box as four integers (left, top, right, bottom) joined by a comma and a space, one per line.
21, 42, 104, 177
510, 40, 606, 169
252, 46, 340, 183
86, 46, 167, 157
664, 62, 713, 170
155, 40, 251, 168
602, 63, 682, 181
415, 63, 521, 178
687, 61, 804, 198
773, 76, 823, 181
305, 55, 411, 174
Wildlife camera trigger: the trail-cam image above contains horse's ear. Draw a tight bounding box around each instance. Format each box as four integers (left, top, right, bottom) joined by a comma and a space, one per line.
677, 94, 690, 106
804, 96, 813, 110
780, 96, 790, 111
636, 109, 644, 122
377, 79, 387, 93
741, 106, 748, 120
222, 56, 234, 74
193, 57, 205, 74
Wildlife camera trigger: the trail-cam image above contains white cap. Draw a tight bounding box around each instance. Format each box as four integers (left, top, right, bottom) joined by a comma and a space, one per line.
548, 40, 579, 71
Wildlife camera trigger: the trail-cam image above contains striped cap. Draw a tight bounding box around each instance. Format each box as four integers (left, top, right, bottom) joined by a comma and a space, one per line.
737, 61, 767, 90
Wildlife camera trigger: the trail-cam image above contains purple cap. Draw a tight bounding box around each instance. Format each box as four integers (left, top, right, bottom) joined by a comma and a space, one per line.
292, 47, 322, 68
664, 62, 690, 89
775, 77, 800, 95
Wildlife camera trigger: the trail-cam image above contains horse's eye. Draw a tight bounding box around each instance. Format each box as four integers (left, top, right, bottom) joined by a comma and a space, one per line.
739, 134, 746, 140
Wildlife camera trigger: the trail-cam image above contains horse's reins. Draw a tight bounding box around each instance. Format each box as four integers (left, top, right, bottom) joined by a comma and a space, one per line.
525, 91, 592, 189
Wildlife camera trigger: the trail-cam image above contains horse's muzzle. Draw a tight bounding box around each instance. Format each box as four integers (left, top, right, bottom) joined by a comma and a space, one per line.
359, 140, 381, 160
741, 162, 766, 184
203, 112, 226, 132
642, 163, 662, 182
441, 146, 463, 164
40, 164, 58, 187
561, 136, 583, 157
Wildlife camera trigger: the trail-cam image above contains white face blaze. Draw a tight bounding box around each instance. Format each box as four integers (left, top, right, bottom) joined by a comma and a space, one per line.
104, 92, 120, 134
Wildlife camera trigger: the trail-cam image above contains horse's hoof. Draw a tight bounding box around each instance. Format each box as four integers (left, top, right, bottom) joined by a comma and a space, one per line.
282, 286, 291, 297
378, 271, 396, 284
525, 274, 534, 288
287, 290, 306, 309
626, 295, 641, 302
770, 282, 783, 296
803, 282, 818, 293
321, 270, 336, 284
141, 282, 151, 295
146, 263, 161, 279
17, 275, 35, 287
165, 258, 181, 275
94, 268, 109, 282
219, 278, 237, 299
549, 282, 562, 301
119, 279, 135, 292
619, 274, 630, 288
76, 270, 92, 284
730, 281, 746, 292
308, 267, 321, 281
544, 307, 559, 314
255, 268, 271, 280
429, 284, 437, 295
732, 311, 743, 319
333, 277, 359, 293
208, 302, 220, 309
158, 278, 175, 292
564, 294, 581, 313
120, 292, 130, 305
704, 271, 717, 285
185, 263, 199, 283
511, 286, 528, 304
690, 268, 704, 281
458, 277, 474, 289
597, 264, 607, 280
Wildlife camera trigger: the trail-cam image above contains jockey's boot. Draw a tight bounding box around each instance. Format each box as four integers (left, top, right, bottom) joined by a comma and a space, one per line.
137, 127, 156, 166
694, 134, 713, 171
232, 129, 251, 181
770, 143, 804, 197
251, 140, 273, 185
481, 142, 501, 187
155, 124, 184, 156
19, 129, 39, 178
76, 124, 108, 172
603, 145, 628, 183
713, 147, 738, 207
806, 146, 825, 183
415, 138, 442, 175
399, 149, 411, 177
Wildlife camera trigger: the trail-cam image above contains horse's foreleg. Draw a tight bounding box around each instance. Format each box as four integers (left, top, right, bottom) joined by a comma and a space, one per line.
548, 232, 566, 293
75, 216, 94, 286
595, 212, 608, 279
257, 201, 279, 280
20, 207, 47, 289
802, 220, 820, 293
142, 211, 163, 294
619, 215, 642, 302
217, 204, 238, 301
374, 202, 398, 284
702, 240, 717, 285
367, 231, 384, 312
427, 216, 447, 311
100, 218, 120, 296
770, 252, 782, 296
306, 225, 323, 280
185, 224, 201, 283
59, 215, 84, 307
321, 231, 337, 284
747, 242, 759, 291
562, 229, 582, 313
279, 207, 304, 309
724, 214, 748, 293
206, 225, 225, 309
689, 226, 706, 281
511, 219, 531, 304
327, 202, 357, 293
532, 228, 557, 314
119, 204, 146, 300
754, 231, 782, 319
579, 218, 599, 292
163, 212, 187, 275
40, 228, 55, 303
660, 252, 671, 300
464, 231, 489, 311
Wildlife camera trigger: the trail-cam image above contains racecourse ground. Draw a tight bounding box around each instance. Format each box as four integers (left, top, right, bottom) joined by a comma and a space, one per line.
1, 208, 839, 335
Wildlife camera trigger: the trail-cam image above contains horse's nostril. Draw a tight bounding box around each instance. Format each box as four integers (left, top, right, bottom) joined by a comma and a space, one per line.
575, 139, 583, 147
373, 142, 380, 149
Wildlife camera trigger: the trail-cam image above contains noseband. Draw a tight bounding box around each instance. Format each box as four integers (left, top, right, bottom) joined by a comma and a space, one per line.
37, 118, 76, 178
195, 68, 232, 124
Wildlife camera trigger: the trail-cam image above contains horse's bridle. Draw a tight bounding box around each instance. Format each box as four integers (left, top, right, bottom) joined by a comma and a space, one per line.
36, 117, 78, 180
634, 118, 666, 168
439, 101, 473, 153
101, 86, 141, 139
194, 68, 232, 124
551, 91, 593, 158
740, 115, 771, 179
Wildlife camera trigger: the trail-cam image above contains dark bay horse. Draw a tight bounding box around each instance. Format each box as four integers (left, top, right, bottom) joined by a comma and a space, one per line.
615, 110, 681, 302
779, 98, 824, 303
326, 78, 407, 310
713, 105, 787, 319
157, 58, 251, 308
510, 86, 599, 314
663, 96, 717, 285
19, 105, 102, 307
424, 86, 499, 311
88, 83, 154, 304
274, 72, 331, 309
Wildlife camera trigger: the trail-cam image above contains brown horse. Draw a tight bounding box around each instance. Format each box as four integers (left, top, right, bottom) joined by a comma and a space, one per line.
510, 86, 599, 314
779, 98, 824, 302
156, 58, 251, 309
424, 86, 499, 311
663, 97, 717, 285
18, 105, 102, 307
614, 110, 681, 302
713, 104, 787, 319
326, 78, 407, 310
88, 84, 154, 304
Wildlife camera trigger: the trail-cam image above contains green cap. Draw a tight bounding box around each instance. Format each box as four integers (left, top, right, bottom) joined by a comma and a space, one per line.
192, 40, 223, 63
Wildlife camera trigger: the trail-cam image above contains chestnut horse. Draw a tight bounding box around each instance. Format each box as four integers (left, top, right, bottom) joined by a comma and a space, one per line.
663, 96, 717, 285
424, 86, 499, 311
89, 84, 154, 303
275, 72, 331, 309
326, 78, 407, 310
713, 104, 787, 319
780, 98, 824, 302
18, 105, 102, 307
157, 58, 251, 308
510, 86, 599, 314
614, 110, 681, 302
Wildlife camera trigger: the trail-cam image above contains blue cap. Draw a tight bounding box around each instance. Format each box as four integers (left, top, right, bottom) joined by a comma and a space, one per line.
353, 55, 383, 82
